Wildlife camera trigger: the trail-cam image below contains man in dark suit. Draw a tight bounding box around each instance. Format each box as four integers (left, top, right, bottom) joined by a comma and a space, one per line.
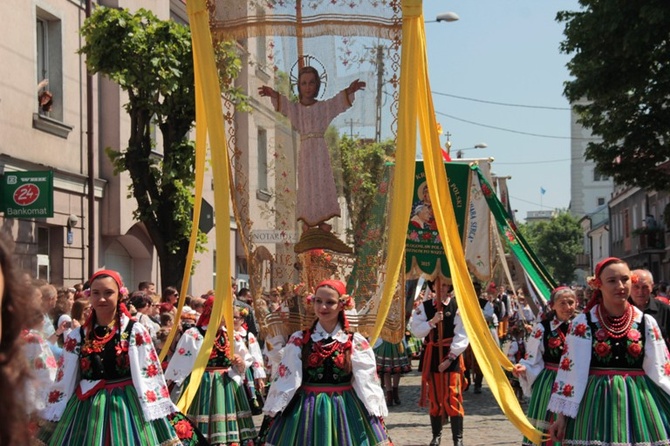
631, 269, 670, 348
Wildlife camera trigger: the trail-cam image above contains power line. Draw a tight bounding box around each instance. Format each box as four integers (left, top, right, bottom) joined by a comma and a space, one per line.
436, 111, 569, 139
432, 91, 571, 111
436, 110, 601, 141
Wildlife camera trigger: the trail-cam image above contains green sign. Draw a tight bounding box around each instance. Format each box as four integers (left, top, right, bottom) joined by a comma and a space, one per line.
2, 171, 54, 218
406, 162, 471, 279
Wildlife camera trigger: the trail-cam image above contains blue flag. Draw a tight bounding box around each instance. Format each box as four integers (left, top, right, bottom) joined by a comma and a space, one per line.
540, 187, 546, 195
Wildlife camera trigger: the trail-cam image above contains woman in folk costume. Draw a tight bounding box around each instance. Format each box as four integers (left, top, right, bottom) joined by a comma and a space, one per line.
260, 279, 392, 446
165, 296, 257, 445
512, 287, 578, 445
37, 269, 194, 446
233, 305, 267, 414
548, 257, 670, 445
373, 337, 412, 406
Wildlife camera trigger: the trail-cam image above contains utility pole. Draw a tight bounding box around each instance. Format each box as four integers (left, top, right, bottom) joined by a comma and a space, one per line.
375, 45, 384, 142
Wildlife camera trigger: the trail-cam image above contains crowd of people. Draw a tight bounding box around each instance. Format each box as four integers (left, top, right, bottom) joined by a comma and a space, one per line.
3, 229, 670, 445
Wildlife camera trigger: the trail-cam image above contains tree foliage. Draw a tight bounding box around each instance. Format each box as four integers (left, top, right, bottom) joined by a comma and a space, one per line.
557, 1, 670, 190
79, 7, 246, 287
519, 212, 582, 284
334, 135, 394, 252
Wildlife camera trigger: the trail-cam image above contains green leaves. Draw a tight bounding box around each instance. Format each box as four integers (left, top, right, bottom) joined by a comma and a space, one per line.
80, 6, 247, 286
557, 0, 670, 191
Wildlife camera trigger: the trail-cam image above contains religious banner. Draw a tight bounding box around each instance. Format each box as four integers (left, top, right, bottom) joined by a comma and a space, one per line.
405, 161, 468, 280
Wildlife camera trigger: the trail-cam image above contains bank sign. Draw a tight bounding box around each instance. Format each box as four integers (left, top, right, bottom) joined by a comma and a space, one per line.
2, 171, 54, 218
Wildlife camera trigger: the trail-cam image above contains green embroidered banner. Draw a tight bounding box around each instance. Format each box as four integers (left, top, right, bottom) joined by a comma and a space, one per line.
471, 165, 556, 302
405, 162, 471, 279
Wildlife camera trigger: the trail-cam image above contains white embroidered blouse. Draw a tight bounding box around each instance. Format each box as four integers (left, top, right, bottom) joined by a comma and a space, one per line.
40, 314, 178, 422
164, 325, 252, 387
262, 322, 387, 418
547, 306, 670, 418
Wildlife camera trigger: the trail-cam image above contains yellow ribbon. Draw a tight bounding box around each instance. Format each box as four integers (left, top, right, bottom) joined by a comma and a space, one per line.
372, 2, 546, 443
177, 0, 234, 413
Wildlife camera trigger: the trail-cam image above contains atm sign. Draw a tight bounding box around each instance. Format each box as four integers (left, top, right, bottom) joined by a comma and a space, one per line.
13, 184, 40, 206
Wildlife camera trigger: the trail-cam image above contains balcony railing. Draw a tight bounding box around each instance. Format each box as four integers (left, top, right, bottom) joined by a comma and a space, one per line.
636, 229, 666, 251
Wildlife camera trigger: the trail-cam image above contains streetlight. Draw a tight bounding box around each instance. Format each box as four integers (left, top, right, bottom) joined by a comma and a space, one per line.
425, 12, 460, 23
456, 143, 487, 159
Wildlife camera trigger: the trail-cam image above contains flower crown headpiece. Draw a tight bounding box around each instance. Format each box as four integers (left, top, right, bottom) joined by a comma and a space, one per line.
307, 279, 355, 311
85, 269, 129, 297
236, 307, 249, 318
585, 276, 601, 290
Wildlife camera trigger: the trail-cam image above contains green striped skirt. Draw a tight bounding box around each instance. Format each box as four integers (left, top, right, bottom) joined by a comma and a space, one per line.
36, 379, 181, 446
264, 383, 392, 446
522, 367, 560, 446
405, 333, 423, 358
374, 339, 412, 374
182, 368, 257, 445
563, 371, 670, 445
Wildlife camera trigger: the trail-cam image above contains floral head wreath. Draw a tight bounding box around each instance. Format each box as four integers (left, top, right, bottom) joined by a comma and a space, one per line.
85, 269, 129, 297
235, 306, 249, 318
313, 279, 355, 311
584, 257, 626, 311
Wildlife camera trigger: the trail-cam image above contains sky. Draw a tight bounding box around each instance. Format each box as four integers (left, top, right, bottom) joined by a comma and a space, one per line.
421, 0, 581, 222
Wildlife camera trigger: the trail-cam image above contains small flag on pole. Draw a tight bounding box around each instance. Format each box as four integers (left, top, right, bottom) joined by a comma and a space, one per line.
540, 187, 546, 195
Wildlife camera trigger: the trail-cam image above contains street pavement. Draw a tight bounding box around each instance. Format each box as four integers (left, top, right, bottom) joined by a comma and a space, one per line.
384, 360, 523, 446
253, 358, 523, 445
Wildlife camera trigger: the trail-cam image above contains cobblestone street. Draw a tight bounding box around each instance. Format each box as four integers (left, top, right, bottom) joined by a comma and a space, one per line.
384, 361, 522, 446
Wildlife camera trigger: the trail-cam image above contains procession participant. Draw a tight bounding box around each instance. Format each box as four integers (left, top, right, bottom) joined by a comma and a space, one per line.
0, 236, 40, 446
37, 269, 189, 445
630, 268, 670, 348
411, 281, 469, 446
259, 66, 365, 253
548, 257, 670, 445
512, 287, 578, 445
233, 305, 267, 414
260, 279, 391, 445
165, 296, 257, 446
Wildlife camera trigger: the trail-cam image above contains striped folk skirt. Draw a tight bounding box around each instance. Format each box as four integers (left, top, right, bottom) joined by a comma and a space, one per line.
181, 368, 257, 445
374, 340, 412, 375
263, 383, 392, 446
563, 371, 670, 445
522, 367, 559, 446
36, 379, 181, 446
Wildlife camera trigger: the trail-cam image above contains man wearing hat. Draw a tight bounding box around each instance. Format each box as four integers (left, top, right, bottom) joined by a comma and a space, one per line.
411, 281, 469, 446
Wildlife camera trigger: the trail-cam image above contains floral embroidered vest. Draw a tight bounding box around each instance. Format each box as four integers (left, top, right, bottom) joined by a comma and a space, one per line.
301, 332, 353, 385
197, 327, 233, 368
586, 310, 646, 369
78, 320, 134, 380
541, 319, 569, 366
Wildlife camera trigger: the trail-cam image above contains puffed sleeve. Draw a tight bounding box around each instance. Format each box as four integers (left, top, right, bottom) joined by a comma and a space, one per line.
128, 321, 178, 421
351, 332, 388, 417
247, 332, 267, 380
517, 322, 546, 397
229, 332, 253, 385
449, 312, 469, 357
547, 313, 592, 418
39, 329, 82, 421
164, 327, 203, 386
642, 314, 670, 395
23, 330, 58, 414
262, 330, 304, 417
410, 302, 432, 339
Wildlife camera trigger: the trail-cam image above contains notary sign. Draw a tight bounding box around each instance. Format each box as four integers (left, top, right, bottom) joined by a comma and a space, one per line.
2, 171, 54, 218
251, 229, 298, 244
